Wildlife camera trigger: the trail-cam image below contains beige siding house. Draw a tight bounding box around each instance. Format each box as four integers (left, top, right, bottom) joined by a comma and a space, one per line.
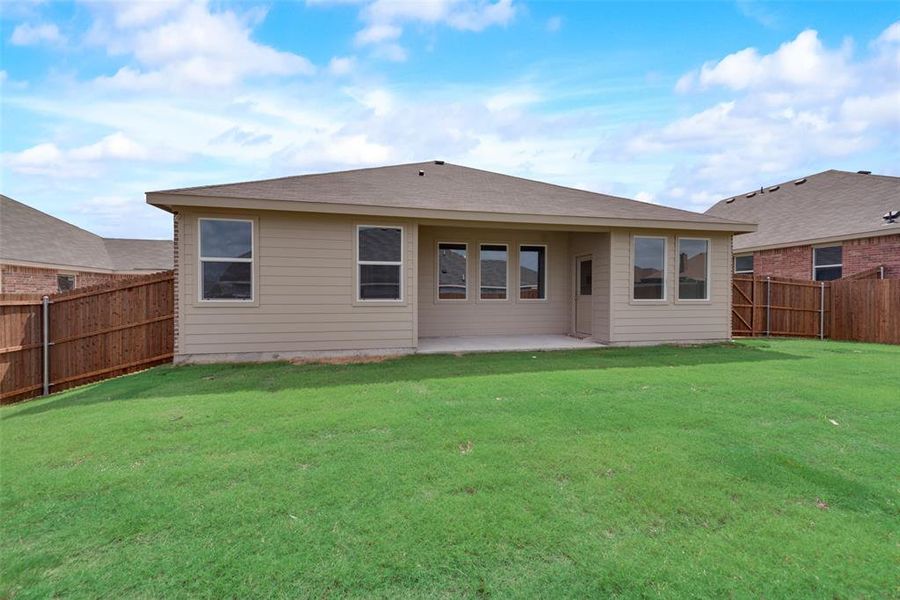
147, 162, 754, 363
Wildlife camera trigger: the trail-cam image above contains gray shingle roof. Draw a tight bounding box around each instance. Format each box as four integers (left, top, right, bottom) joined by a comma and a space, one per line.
706, 170, 900, 251
149, 161, 751, 229
1, 195, 173, 272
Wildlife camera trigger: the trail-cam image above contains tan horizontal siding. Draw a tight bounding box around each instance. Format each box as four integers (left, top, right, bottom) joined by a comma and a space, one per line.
417, 227, 570, 337
609, 230, 732, 343
176, 209, 416, 357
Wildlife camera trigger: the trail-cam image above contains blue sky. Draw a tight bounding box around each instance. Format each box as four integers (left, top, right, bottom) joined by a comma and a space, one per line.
1, 1, 898, 239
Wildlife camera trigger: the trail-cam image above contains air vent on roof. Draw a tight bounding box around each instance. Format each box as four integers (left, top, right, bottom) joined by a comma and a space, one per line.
746, 192, 756, 198
725, 198, 735, 204
858, 170, 871, 175
794, 178, 807, 185
884, 210, 900, 224
434, 160, 445, 165
418, 170, 425, 176
768, 185, 780, 192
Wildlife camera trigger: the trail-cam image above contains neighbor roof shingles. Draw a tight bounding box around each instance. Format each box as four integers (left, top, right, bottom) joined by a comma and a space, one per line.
706, 170, 900, 251
149, 162, 751, 228
1, 195, 173, 272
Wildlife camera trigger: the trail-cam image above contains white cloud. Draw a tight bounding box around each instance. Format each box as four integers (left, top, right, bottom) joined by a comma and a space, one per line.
88, 1, 314, 90
546, 16, 562, 33
677, 29, 854, 96
636, 22, 900, 209
10, 22, 65, 46
326, 0, 516, 57
4, 132, 163, 177
328, 56, 357, 76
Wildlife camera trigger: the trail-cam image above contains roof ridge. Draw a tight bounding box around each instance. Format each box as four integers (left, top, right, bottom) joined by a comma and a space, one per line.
713, 169, 899, 207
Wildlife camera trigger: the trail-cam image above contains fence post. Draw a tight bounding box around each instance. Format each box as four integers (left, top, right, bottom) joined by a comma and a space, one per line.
819, 282, 825, 340
765, 276, 771, 337
42, 295, 50, 396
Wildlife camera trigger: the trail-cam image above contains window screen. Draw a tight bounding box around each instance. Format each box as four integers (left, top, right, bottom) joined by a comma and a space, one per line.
438, 243, 467, 300
358, 226, 402, 300
199, 219, 253, 301
813, 246, 842, 281
633, 237, 666, 300
480, 244, 508, 300
734, 255, 753, 273
519, 245, 546, 299
678, 239, 709, 300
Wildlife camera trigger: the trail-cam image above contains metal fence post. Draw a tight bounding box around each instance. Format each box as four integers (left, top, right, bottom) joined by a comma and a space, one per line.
42, 295, 50, 396
819, 282, 825, 340
765, 276, 771, 337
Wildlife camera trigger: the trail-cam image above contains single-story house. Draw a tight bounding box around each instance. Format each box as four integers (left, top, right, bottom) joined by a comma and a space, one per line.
146, 161, 755, 363
706, 170, 900, 281
0, 195, 174, 294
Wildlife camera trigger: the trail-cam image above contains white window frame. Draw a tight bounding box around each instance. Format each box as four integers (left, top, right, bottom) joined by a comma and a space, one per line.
518, 243, 549, 302
812, 245, 843, 281
676, 237, 711, 302
57, 273, 76, 293
478, 242, 510, 302
631, 235, 668, 303
734, 253, 754, 274
436, 241, 468, 302
198, 217, 255, 303
356, 224, 404, 303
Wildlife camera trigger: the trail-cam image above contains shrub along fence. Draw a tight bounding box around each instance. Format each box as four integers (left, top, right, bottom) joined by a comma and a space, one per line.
1, 271, 174, 404
732, 266, 899, 344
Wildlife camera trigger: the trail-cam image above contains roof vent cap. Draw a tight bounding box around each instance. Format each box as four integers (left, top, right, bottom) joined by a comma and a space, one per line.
434, 160, 445, 165
794, 178, 807, 185
768, 185, 780, 192
418, 170, 425, 176
746, 192, 756, 198
725, 197, 735, 204
884, 210, 900, 224
858, 170, 871, 175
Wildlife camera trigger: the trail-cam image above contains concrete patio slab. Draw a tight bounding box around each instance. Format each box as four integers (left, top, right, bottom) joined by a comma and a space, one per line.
416, 334, 604, 355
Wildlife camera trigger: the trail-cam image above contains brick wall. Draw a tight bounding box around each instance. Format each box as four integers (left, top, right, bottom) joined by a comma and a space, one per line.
0, 264, 129, 295
750, 234, 900, 280
754, 245, 813, 279
843, 234, 900, 279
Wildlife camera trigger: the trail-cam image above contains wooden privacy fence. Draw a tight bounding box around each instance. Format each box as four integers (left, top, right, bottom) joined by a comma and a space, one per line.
1, 271, 174, 403
732, 267, 900, 344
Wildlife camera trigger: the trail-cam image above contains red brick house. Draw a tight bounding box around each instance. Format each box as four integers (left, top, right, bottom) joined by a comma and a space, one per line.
706, 170, 900, 281
1, 194, 173, 294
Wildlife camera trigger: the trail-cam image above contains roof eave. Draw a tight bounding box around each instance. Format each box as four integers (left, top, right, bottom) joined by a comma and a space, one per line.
146, 192, 756, 233
733, 226, 900, 252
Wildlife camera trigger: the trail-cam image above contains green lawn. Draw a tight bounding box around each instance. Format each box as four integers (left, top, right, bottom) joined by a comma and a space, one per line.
1, 339, 898, 598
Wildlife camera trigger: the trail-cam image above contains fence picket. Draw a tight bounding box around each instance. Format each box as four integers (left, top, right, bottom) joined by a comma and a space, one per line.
1, 271, 175, 403
733, 272, 898, 344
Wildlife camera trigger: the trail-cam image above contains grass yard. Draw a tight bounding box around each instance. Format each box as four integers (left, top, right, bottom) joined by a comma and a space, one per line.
1, 339, 898, 598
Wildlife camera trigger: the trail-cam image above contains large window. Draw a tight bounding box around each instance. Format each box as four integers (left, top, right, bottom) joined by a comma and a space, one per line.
199, 218, 253, 301
438, 242, 467, 300
357, 226, 403, 301
734, 254, 754, 274
678, 238, 709, 300
813, 245, 842, 281
633, 236, 666, 300
479, 244, 508, 300
519, 245, 547, 300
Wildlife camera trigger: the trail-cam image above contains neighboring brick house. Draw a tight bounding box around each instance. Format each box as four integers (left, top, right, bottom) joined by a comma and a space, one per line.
706, 170, 900, 281
0, 194, 173, 294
